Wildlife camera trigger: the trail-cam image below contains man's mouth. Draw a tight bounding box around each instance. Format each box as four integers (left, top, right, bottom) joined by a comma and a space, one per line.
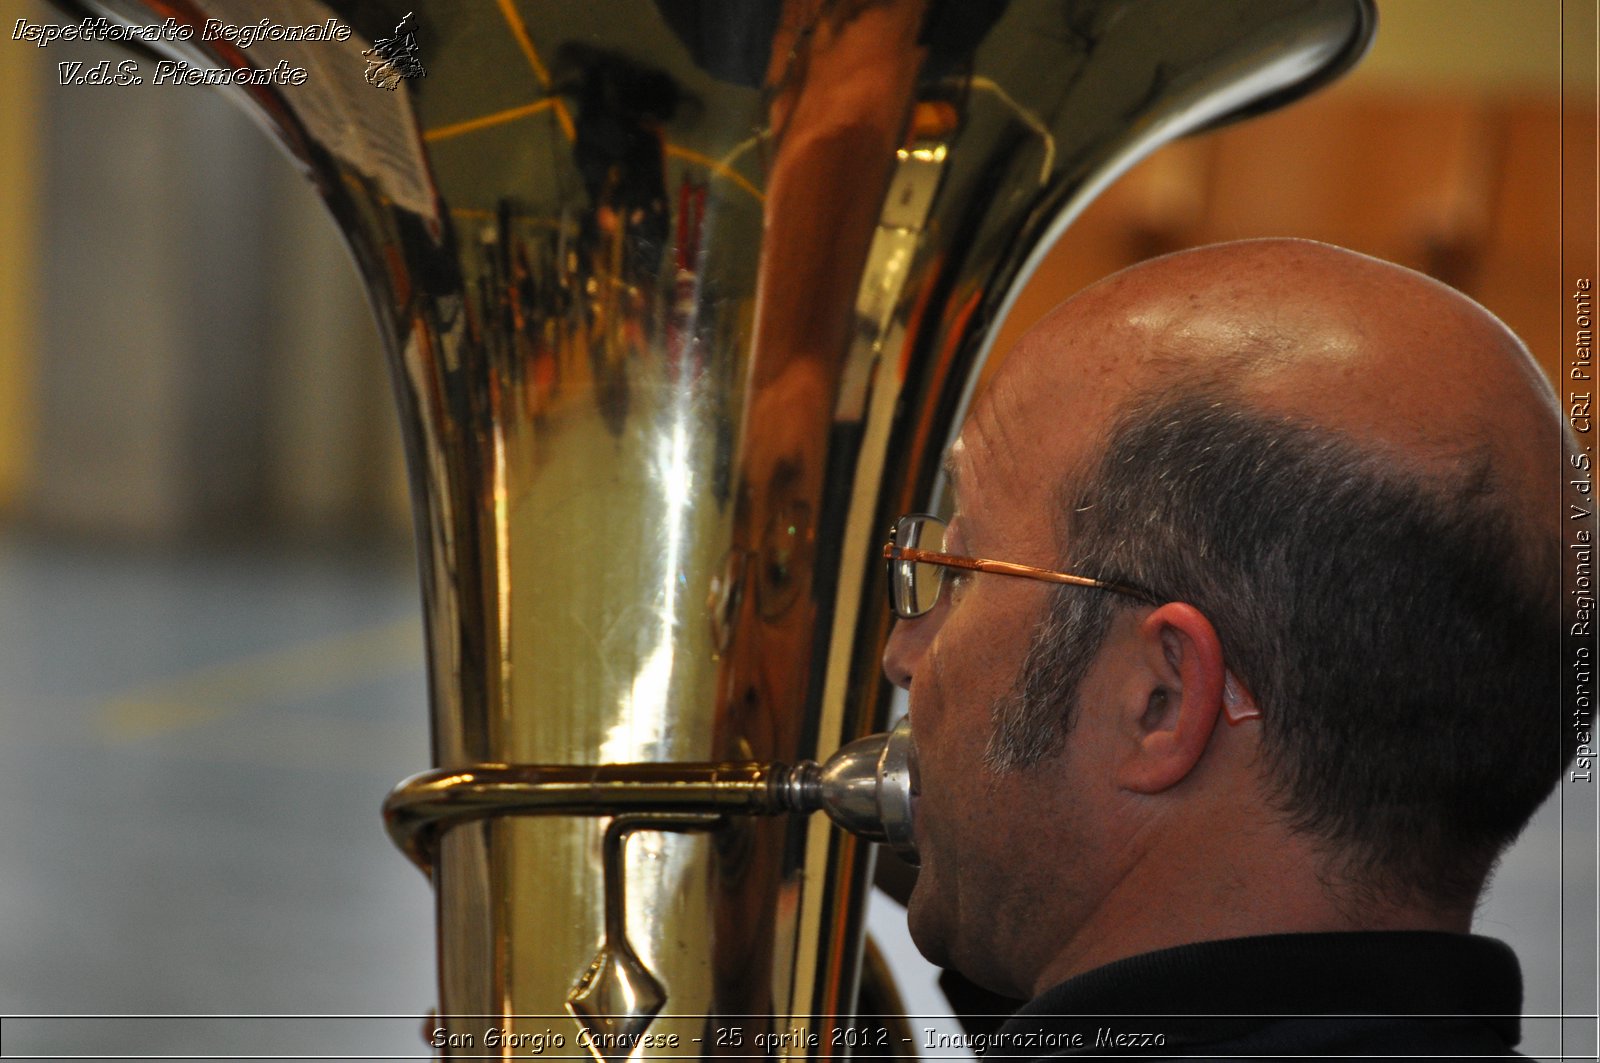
907, 732, 922, 851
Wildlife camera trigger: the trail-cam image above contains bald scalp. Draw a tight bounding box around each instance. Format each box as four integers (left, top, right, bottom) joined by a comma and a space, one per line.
997, 237, 1567, 545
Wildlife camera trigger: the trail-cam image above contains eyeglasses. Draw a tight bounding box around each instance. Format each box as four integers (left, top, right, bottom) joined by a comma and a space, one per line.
882, 513, 1159, 619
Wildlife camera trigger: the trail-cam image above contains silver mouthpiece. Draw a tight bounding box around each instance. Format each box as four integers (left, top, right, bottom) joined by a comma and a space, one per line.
783, 715, 918, 865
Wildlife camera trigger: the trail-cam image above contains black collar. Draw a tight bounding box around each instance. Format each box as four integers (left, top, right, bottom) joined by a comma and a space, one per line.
993, 931, 1522, 1053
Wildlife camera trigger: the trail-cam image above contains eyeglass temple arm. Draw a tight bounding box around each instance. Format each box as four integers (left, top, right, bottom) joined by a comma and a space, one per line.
883, 543, 1158, 606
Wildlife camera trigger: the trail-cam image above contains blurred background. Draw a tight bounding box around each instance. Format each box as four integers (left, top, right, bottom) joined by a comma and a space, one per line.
0, 0, 1594, 1059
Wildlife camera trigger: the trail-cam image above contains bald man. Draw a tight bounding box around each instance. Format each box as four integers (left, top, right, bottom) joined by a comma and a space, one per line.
881, 238, 1585, 1058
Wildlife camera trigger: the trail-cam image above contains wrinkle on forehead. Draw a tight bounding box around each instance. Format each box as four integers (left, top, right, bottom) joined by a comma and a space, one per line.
955, 373, 1034, 516
940, 447, 963, 500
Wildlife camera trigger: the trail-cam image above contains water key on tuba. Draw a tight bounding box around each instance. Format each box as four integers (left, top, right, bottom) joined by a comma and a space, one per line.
57, 0, 1373, 1055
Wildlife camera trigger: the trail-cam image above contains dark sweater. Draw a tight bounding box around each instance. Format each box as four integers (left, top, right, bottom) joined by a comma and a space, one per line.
976, 931, 1522, 1059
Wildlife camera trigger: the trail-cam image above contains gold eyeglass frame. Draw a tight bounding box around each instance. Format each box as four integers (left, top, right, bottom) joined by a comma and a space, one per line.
882, 513, 1159, 618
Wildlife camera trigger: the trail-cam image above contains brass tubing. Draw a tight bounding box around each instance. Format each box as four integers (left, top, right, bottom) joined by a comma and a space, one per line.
384, 761, 814, 871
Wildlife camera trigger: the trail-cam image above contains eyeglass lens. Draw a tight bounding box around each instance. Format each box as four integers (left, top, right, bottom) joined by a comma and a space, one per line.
893, 515, 948, 618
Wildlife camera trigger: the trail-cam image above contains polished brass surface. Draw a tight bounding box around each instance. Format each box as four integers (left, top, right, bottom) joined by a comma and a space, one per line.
383, 761, 794, 871
63, 0, 1374, 1054
569, 814, 721, 1062
383, 714, 917, 872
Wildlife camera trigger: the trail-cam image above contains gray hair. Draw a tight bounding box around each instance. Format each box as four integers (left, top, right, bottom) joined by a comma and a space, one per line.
984, 392, 1565, 909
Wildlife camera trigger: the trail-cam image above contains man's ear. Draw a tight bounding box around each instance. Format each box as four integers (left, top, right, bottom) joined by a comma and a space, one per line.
1116, 602, 1230, 794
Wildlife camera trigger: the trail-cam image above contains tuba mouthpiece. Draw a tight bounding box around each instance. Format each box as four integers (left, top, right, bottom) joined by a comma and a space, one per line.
798, 715, 918, 865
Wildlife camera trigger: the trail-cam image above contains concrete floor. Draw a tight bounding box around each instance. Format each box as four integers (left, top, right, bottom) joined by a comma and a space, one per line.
0, 533, 1592, 1060
0, 535, 434, 1057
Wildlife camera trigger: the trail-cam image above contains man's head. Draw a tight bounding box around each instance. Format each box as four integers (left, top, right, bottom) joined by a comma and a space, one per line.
883, 238, 1580, 998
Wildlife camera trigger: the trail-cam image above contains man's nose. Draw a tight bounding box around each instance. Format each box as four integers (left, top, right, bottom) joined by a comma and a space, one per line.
881, 616, 929, 691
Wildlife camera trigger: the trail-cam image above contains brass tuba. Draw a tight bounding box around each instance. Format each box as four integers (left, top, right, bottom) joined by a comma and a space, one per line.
62, 0, 1372, 1055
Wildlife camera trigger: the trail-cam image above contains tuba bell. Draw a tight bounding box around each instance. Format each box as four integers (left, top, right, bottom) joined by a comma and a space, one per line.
59, 0, 1372, 1055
